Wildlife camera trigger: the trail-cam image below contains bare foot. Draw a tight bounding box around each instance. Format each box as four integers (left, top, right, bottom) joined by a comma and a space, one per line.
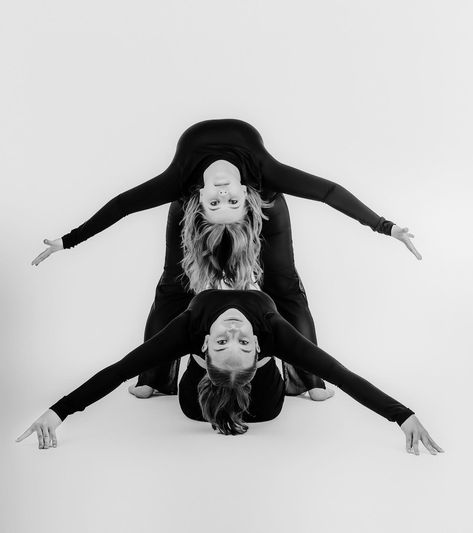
307, 388, 335, 401
128, 384, 156, 398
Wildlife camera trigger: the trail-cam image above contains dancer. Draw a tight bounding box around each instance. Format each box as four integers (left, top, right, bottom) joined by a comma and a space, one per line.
31, 119, 421, 399
16, 289, 441, 456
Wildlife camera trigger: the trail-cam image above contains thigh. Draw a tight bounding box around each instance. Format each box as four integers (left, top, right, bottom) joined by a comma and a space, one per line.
137, 201, 193, 391
261, 194, 306, 295
161, 200, 187, 284
146, 288, 194, 340
260, 194, 325, 392
260, 194, 317, 342
138, 294, 188, 391
146, 200, 194, 340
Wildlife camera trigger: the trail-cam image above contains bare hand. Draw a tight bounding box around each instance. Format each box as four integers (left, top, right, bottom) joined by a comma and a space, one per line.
400, 414, 444, 455
31, 238, 64, 266
390, 225, 422, 260
16, 409, 62, 449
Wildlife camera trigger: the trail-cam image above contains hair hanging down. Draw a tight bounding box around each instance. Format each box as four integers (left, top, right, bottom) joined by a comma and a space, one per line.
181, 186, 273, 293
197, 353, 258, 435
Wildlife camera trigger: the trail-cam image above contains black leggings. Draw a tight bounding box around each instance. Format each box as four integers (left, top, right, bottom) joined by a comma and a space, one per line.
179, 356, 285, 423
136, 194, 325, 394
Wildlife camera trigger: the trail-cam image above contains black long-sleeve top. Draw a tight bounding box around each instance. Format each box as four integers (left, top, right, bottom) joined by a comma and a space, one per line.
50, 290, 413, 426
61, 119, 394, 248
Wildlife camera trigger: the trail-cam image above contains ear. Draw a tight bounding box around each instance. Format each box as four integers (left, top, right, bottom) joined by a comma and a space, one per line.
242, 184, 248, 195
199, 188, 204, 201
201, 334, 209, 352
254, 336, 260, 354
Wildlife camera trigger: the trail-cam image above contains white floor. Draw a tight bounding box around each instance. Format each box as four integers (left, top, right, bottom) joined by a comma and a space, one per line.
3, 1, 473, 530
4, 358, 468, 533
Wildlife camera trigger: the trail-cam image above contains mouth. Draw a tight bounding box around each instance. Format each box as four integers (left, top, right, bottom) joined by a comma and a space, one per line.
214, 180, 230, 186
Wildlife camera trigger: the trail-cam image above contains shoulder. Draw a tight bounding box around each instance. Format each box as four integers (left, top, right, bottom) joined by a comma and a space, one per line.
251, 291, 278, 312
263, 311, 288, 337
188, 289, 217, 309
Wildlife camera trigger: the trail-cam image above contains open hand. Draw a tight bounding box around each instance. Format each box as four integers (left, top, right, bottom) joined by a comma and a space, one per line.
400, 414, 444, 455
16, 409, 62, 449
31, 238, 64, 266
391, 225, 422, 260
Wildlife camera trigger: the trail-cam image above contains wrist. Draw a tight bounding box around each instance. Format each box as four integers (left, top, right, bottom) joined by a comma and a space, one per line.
400, 413, 416, 429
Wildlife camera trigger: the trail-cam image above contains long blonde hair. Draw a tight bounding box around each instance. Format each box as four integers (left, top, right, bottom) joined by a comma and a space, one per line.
181, 186, 272, 293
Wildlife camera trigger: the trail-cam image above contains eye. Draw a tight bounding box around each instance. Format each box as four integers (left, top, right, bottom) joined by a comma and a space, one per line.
217, 339, 227, 345
239, 340, 249, 345
229, 199, 238, 205
210, 200, 219, 207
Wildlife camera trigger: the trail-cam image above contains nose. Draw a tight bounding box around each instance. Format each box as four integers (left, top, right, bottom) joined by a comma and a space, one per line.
218, 189, 228, 196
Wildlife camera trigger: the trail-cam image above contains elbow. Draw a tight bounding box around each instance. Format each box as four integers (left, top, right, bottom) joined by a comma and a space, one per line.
113, 194, 132, 218
322, 183, 338, 203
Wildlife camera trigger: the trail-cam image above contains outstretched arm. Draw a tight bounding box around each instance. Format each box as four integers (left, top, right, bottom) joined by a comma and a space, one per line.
32, 160, 182, 266
268, 313, 413, 424
268, 313, 442, 453
61, 161, 181, 249
261, 154, 394, 235
15, 311, 192, 448
269, 313, 443, 455
49, 310, 192, 420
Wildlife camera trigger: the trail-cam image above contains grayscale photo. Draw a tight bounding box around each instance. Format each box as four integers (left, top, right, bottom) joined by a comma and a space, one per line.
3, 1, 471, 532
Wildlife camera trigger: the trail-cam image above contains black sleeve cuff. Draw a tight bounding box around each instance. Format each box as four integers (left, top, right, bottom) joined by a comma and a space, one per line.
395, 409, 415, 427
373, 217, 395, 236
49, 397, 71, 422
61, 233, 76, 249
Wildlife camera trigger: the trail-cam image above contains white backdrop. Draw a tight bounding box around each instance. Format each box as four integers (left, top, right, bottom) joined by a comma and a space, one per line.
2, 1, 472, 532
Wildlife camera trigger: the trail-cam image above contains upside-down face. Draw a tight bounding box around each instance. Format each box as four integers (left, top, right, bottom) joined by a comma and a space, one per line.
199, 160, 247, 224
202, 307, 260, 371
